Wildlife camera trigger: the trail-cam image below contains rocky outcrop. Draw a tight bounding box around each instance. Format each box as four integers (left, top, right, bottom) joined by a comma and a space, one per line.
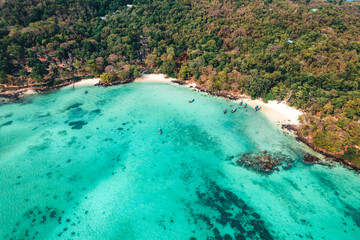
302, 154, 323, 165
171, 81, 242, 100
183, 84, 241, 100
35, 81, 73, 93
0, 81, 73, 100
0, 77, 134, 103
282, 124, 360, 172
171, 80, 185, 85
236, 151, 294, 173
0, 88, 32, 100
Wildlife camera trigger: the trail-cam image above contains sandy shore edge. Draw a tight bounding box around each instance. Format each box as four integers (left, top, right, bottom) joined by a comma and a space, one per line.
134, 74, 176, 83
246, 99, 303, 125
134, 74, 302, 126
73, 78, 100, 86
2, 74, 302, 126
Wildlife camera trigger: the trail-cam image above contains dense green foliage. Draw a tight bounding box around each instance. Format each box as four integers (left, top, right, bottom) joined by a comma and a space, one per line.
100, 73, 117, 83
1, 0, 360, 164
0, 0, 133, 26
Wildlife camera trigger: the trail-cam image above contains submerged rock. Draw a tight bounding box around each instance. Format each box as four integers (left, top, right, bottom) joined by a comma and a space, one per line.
68, 121, 87, 129
0, 120, 13, 128
302, 154, 323, 165
236, 151, 294, 173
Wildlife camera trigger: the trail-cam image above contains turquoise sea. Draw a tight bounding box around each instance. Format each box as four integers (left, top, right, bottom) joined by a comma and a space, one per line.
0, 82, 359, 240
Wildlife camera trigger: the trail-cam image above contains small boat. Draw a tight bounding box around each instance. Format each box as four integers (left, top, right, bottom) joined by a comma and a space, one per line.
84, 90, 88, 94
231, 108, 236, 113
243, 103, 247, 108
223, 108, 227, 114
158, 128, 162, 134
255, 105, 261, 111
239, 101, 243, 106
189, 99, 195, 103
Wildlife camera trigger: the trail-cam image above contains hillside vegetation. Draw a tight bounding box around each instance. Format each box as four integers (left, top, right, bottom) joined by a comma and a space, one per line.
1, 0, 360, 166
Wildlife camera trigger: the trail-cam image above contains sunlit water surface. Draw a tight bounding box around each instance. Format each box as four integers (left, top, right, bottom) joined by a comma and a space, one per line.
0, 82, 359, 240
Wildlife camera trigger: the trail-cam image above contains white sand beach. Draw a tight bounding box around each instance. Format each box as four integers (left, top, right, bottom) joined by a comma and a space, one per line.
74, 78, 100, 86
247, 99, 303, 125
134, 74, 177, 83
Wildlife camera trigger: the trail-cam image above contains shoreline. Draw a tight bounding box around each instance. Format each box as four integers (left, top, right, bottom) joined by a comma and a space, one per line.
2, 74, 303, 129
0, 78, 101, 103
285, 124, 360, 172
73, 78, 100, 86
1, 73, 357, 172
182, 82, 302, 127
133, 75, 302, 126
134, 74, 176, 83
247, 99, 303, 126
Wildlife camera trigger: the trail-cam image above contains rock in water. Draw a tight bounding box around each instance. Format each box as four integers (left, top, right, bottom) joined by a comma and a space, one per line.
303, 153, 322, 165
236, 151, 294, 173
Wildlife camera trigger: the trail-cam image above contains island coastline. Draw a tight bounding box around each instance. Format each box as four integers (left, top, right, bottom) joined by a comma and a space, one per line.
1, 73, 358, 172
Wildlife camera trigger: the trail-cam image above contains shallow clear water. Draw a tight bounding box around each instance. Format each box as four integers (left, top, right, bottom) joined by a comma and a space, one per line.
0, 82, 359, 240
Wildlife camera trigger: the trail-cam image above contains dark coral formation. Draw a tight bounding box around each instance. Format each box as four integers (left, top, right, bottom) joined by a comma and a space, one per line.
192, 182, 274, 240
236, 151, 294, 173
65, 103, 83, 111
68, 121, 87, 129
4, 206, 63, 240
